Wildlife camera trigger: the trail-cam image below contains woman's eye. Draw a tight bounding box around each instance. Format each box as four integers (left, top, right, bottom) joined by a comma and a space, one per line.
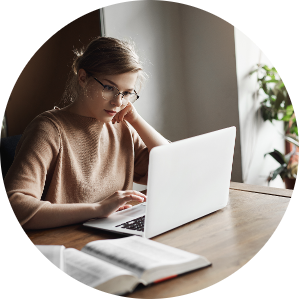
122, 91, 131, 96
104, 85, 114, 92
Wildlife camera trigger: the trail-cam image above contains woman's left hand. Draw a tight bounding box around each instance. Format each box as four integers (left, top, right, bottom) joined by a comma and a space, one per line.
116, 204, 133, 212
112, 102, 139, 125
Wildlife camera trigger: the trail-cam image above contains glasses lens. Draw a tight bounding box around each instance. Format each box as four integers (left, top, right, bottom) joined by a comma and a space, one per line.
123, 93, 138, 104
102, 85, 138, 103
102, 85, 117, 101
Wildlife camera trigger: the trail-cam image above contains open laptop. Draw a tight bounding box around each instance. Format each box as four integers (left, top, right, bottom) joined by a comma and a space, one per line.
84, 126, 236, 238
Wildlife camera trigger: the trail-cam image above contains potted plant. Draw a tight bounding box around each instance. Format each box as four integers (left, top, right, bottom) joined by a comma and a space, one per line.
251, 64, 298, 189
265, 135, 298, 189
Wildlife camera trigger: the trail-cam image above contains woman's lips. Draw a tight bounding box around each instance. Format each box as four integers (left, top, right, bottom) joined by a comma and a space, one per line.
104, 110, 117, 116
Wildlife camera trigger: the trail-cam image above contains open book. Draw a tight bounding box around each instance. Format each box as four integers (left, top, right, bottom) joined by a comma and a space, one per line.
36, 236, 211, 295
36, 244, 65, 271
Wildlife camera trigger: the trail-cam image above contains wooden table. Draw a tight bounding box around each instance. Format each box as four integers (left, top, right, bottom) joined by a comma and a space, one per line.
25, 182, 293, 298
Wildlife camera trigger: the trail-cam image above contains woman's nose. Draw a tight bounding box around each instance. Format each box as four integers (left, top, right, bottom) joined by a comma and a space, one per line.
111, 93, 123, 107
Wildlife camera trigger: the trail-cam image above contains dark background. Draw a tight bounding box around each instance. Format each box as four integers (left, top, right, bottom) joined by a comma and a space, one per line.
5, 9, 101, 136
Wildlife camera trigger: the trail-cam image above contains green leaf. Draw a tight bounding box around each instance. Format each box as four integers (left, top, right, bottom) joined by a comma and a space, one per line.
274, 91, 286, 110
262, 65, 271, 72
285, 105, 294, 115
281, 115, 291, 121
290, 126, 298, 136
262, 82, 268, 94
279, 168, 289, 181
264, 149, 286, 165
260, 105, 277, 122
278, 82, 285, 89
288, 117, 298, 136
264, 79, 279, 83
269, 165, 287, 181
268, 89, 274, 97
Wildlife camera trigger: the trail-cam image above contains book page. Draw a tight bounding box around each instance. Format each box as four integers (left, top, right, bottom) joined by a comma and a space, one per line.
64, 248, 137, 289
81, 236, 205, 278
36, 245, 65, 270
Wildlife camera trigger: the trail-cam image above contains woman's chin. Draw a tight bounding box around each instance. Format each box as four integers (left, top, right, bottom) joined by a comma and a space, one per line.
101, 116, 115, 123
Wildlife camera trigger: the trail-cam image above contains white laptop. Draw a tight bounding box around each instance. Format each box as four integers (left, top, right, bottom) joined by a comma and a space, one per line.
83, 126, 236, 238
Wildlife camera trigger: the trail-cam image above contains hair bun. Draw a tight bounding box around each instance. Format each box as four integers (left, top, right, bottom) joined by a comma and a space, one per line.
72, 49, 84, 74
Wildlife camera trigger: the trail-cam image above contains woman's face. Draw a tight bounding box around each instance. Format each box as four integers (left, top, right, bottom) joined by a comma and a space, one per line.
77, 70, 138, 123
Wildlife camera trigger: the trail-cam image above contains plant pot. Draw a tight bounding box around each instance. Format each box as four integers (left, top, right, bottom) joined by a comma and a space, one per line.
284, 178, 296, 190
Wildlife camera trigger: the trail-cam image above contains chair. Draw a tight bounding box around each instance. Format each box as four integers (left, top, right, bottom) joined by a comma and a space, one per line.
0, 135, 22, 178
1, 134, 49, 200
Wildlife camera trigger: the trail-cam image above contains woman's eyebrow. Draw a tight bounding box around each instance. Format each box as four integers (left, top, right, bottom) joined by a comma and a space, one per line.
103, 79, 134, 91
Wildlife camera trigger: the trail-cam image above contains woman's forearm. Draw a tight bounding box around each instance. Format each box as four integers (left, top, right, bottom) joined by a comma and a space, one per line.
23, 202, 99, 230
128, 114, 169, 152
22, 190, 146, 230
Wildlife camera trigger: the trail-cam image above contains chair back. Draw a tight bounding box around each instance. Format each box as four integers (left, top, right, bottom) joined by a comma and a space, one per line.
1, 135, 22, 178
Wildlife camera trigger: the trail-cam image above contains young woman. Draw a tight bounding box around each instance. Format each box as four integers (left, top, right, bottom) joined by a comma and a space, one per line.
5, 37, 169, 229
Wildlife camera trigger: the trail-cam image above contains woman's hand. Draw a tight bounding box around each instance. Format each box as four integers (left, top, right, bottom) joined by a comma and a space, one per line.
116, 204, 133, 212
96, 190, 146, 218
113, 100, 169, 153
112, 102, 139, 125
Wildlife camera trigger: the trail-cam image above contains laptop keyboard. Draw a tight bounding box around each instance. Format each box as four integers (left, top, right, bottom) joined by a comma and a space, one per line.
115, 215, 145, 232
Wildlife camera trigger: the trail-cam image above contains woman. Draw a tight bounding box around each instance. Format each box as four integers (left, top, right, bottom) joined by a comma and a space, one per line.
5, 37, 169, 229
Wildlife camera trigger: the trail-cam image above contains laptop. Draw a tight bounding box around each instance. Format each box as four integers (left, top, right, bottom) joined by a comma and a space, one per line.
83, 126, 236, 238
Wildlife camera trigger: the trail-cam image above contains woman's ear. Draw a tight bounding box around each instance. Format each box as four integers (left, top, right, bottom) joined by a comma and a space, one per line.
77, 69, 88, 88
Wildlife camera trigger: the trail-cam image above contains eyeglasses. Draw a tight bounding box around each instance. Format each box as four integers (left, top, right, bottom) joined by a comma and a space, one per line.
92, 77, 139, 104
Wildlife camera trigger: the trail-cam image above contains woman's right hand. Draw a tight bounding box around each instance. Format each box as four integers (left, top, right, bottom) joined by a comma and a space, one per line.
96, 190, 147, 218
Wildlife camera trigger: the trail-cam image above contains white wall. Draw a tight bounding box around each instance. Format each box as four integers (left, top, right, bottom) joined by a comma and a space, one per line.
104, 2, 187, 140
235, 28, 285, 188
103, 1, 243, 189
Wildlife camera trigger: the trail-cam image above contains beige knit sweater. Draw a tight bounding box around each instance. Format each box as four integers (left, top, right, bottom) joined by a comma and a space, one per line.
4, 109, 149, 226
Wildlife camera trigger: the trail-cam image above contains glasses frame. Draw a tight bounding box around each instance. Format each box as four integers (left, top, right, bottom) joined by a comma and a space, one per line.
92, 76, 139, 103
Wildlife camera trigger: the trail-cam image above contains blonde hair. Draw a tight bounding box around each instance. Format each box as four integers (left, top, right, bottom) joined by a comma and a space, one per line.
61, 37, 146, 106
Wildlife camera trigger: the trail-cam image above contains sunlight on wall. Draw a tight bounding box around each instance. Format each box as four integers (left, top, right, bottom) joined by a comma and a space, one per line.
0, 112, 7, 138
235, 28, 285, 188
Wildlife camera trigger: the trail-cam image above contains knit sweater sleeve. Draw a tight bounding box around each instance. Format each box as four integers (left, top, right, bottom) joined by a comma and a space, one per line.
4, 116, 61, 226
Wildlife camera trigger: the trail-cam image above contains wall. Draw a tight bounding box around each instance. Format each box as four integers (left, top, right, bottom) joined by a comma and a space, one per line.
0, 113, 7, 138
103, 1, 243, 186
234, 28, 285, 188
5, 10, 101, 136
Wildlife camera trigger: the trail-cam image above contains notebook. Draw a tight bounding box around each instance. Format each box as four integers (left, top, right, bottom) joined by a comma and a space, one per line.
83, 126, 236, 238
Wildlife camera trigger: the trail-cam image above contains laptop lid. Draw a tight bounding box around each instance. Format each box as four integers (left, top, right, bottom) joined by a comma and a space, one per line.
144, 126, 236, 238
